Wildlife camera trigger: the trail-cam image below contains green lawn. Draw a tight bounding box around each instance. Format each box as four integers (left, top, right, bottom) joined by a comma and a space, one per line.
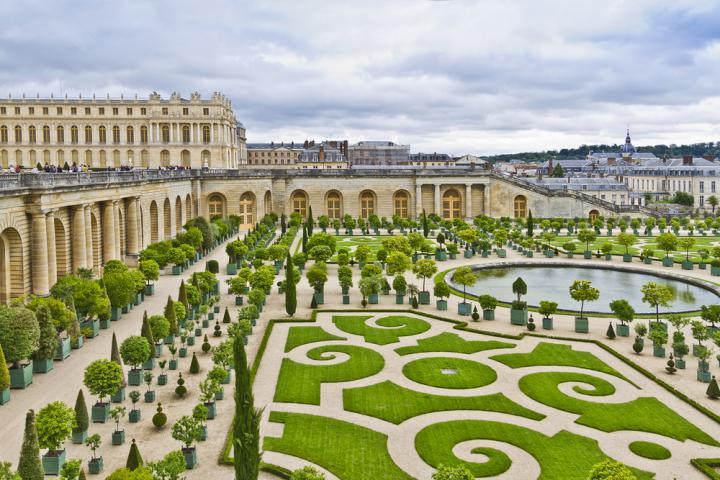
330, 235, 436, 262
265, 411, 414, 480
519, 371, 719, 445
415, 420, 653, 480
395, 332, 514, 356
274, 344, 384, 405
629, 441, 672, 460
402, 357, 497, 389
332, 315, 431, 345
343, 380, 544, 424
284, 326, 346, 353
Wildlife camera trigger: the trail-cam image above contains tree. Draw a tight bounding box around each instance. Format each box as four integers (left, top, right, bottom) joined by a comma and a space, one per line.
104, 271, 136, 309
36, 401, 75, 452
407, 232, 425, 256
163, 296, 178, 336
526, 210, 534, 237
640, 282, 673, 324
656, 232, 678, 260
707, 376, 720, 399
451, 267, 477, 304
233, 325, 261, 480
291, 466, 326, 480
83, 359, 123, 404
432, 465, 474, 480
434, 281, 451, 301
0, 462, 20, 480
306, 262, 328, 293
386, 252, 412, 276
171, 415, 203, 449
616, 232, 636, 255
73, 390, 89, 437
577, 229, 597, 253
551, 163, 564, 178
147, 450, 186, 480
338, 265, 353, 291
285, 252, 297, 316
413, 259, 438, 293
701, 304, 720, 329
105, 467, 153, 480
512, 277, 527, 303
569, 280, 599, 318
538, 300, 558, 319
609, 299, 635, 326
126, 439, 143, 471
354, 244, 372, 264
18, 410, 43, 480
678, 237, 696, 262
587, 460, 637, 480
120, 336, 151, 370
309, 245, 332, 263
189, 353, 200, 374
32, 304, 57, 362
148, 315, 170, 344
0, 306, 40, 368
140, 312, 154, 353
708, 195, 718, 213
0, 345, 8, 394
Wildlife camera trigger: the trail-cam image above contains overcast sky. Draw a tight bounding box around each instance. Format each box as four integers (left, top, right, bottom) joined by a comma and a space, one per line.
1, 0, 719, 155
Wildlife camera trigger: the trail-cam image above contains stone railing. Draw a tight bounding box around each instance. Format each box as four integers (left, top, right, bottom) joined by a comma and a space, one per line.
0, 169, 198, 190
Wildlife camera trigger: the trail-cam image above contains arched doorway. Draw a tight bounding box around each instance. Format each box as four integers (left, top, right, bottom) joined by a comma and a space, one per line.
150, 201, 159, 243
393, 190, 409, 218
181, 150, 191, 168
513, 195, 527, 218
175, 197, 183, 232
291, 190, 308, 217
263, 191, 272, 216
359, 190, 375, 219
326, 191, 342, 219
185, 194, 193, 220
163, 198, 172, 239
442, 189, 462, 220
208, 193, 225, 218
239, 192, 256, 228
0, 227, 24, 303
54, 218, 69, 278
201, 150, 210, 168
588, 210, 599, 222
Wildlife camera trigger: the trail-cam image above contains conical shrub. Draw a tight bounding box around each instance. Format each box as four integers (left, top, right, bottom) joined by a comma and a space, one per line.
18, 410, 43, 480
189, 353, 200, 374
126, 439, 143, 470
73, 390, 88, 435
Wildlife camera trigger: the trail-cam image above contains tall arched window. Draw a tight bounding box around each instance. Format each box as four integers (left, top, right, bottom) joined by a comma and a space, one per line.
98, 126, 106, 144
291, 191, 308, 217
208, 194, 224, 217
43, 149, 50, 164
112, 125, 120, 144
71, 150, 78, 165
84, 125, 92, 144
0, 150, 8, 168
29, 150, 36, 165
160, 150, 170, 167
513, 195, 527, 218
140, 126, 148, 144
442, 189, 461, 220
161, 125, 170, 144
56, 126, 64, 144
42, 125, 50, 143
181, 150, 190, 168
0, 126, 7, 144
127, 150, 134, 166
360, 191, 375, 219
201, 150, 210, 167
326, 191, 342, 219
85, 150, 92, 167
28, 126, 36, 144
394, 191, 409, 218
202, 125, 210, 144
182, 125, 190, 143
99, 150, 107, 168
57, 150, 64, 164
141, 150, 149, 168
113, 149, 121, 167
15, 149, 22, 165
70, 126, 78, 144
239, 192, 255, 226
126, 126, 134, 144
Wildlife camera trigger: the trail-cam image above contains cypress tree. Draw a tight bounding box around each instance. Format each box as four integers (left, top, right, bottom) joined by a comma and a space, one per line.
33, 304, 57, 361
527, 210, 534, 237
310, 295, 317, 309
233, 326, 261, 480
302, 225, 308, 254
73, 390, 89, 436
280, 213, 286, 235
606, 322, 616, 339
189, 353, 200, 374
223, 307, 231, 324
0, 344, 10, 394
422, 210, 429, 238
178, 280, 189, 313
79, 469, 86, 480
708, 376, 720, 399
307, 206, 314, 235
285, 252, 297, 316
18, 410, 43, 480
140, 312, 155, 359
110, 333, 126, 387
164, 296, 178, 336
125, 439, 143, 470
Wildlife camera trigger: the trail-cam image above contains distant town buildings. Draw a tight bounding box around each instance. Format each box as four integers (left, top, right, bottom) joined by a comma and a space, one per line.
348, 141, 409, 166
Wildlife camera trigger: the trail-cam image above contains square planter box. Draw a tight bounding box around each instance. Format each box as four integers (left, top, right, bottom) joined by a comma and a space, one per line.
99, 318, 110, 329
623, 254, 632, 262
395, 294, 405, 305
142, 357, 155, 370
436, 299, 448, 311
682, 260, 694, 270
227, 264, 237, 275
0, 388, 9, 405
699, 263, 707, 270
111, 387, 125, 403
195, 328, 202, 337
222, 370, 232, 384
187, 336, 195, 346
457, 302, 471, 316
653, 346, 666, 358
574, 317, 589, 333
369, 293, 379, 304
129, 409, 141, 423
92, 402, 110, 423
712, 266, 720, 276
163, 334, 175, 345
202, 319, 209, 328
205, 401, 217, 419
42, 449, 66, 475
675, 358, 686, 369
10, 362, 33, 389
128, 369, 143, 386
235, 296, 244, 306
463, 250, 473, 259
134, 293, 142, 306
542, 317, 553, 330
584, 251, 592, 259
71, 429, 87, 444
314, 292, 325, 305
182, 447, 198, 469
158, 374, 168, 385
215, 389, 224, 401
80, 319, 100, 338
214, 305, 221, 314
154, 344, 163, 357
643, 258, 653, 265
342, 295, 350, 305
418, 291, 430, 305
616, 324, 630, 337
526, 251, 534, 258
604, 254, 612, 261
88, 457, 103, 475
172, 265, 182, 275
144, 283, 155, 296
510, 308, 528, 326
179, 347, 188, 358
122, 304, 130, 314
170, 360, 178, 371
698, 370, 712, 383
110, 307, 122, 321
71, 336, 84, 349
435, 251, 447, 261
483, 309, 495, 320
112, 430, 126, 446
33, 357, 54, 374
54, 337, 72, 361
144, 391, 156, 403
662, 257, 674, 267
208, 313, 215, 321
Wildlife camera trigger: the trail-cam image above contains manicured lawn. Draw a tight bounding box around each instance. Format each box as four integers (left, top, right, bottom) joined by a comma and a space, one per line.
519, 371, 719, 445
415, 420, 653, 480
330, 235, 436, 262
265, 411, 414, 480
333, 315, 431, 345
491, 342, 627, 381
343, 380, 544, 424
395, 332, 514, 356
402, 357, 496, 389
629, 441, 672, 460
284, 325, 346, 352
274, 344, 384, 405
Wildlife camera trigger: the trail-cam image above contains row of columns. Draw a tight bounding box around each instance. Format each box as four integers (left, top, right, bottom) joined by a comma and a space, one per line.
30, 197, 141, 296
415, 183, 487, 219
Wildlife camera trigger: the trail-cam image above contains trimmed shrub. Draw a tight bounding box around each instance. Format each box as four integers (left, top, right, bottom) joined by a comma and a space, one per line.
18, 410, 43, 480
126, 439, 143, 471
0, 344, 9, 392
73, 390, 89, 434
0, 306, 40, 368
152, 403, 167, 428
175, 373, 187, 397
206, 260, 219, 274
189, 353, 200, 374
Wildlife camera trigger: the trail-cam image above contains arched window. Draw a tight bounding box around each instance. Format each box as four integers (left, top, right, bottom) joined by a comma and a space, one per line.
71, 150, 78, 165
127, 150, 134, 166
201, 150, 210, 167
181, 150, 190, 168
140, 126, 148, 144
85, 150, 92, 167
98, 126, 106, 144
394, 191, 409, 218
360, 191, 375, 219
126, 126, 134, 144
99, 150, 107, 168
43, 149, 50, 164
326, 191, 342, 219
0, 150, 8, 168
113, 149, 121, 167
588, 210, 599, 222
14, 126, 22, 144
15, 149, 22, 165
56, 126, 64, 144
0, 126, 7, 143
141, 150, 149, 168
28, 126, 36, 144
442, 189, 461, 220
57, 150, 64, 164
202, 125, 210, 144
70, 126, 78, 144
42, 125, 50, 143
239, 192, 255, 226
161, 125, 170, 144
182, 125, 190, 143
291, 191, 308, 217
112, 125, 120, 144
84, 125, 92, 144
29, 150, 36, 165
513, 195, 527, 218
150, 201, 159, 243
160, 150, 170, 167
208, 194, 224, 217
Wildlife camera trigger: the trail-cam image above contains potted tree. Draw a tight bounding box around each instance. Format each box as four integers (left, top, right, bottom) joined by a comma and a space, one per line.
452, 267, 477, 316
649, 322, 668, 357
109, 406, 127, 445
413, 259, 437, 305
139, 260, 159, 296
617, 232, 636, 262
0, 346, 8, 405
642, 247, 654, 265
307, 262, 328, 305
633, 323, 648, 354
193, 403, 209, 441
510, 277, 528, 325
158, 360, 168, 385
434, 281, 450, 311
71, 389, 89, 444
85, 434, 103, 474
36, 401, 75, 474
32, 304, 58, 374
600, 242, 613, 261
338, 265, 353, 305
656, 232, 678, 267
577, 229, 597, 259
171, 415, 203, 469
701, 304, 720, 334
104, 268, 136, 320
199, 377, 219, 419
129, 390, 142, 423
393, 275, 407, 304
641, 282, 672, 332
0, 306, 40, 389
447, 242, 459, 259
143, 371, 155, 403
168, 345, 178, 370
563, 242, 577, 258
609, 299, 634, 337
359, 275, 382, 307
149, 315, 170, 358
569, 279, 599, 333
478, 295, 498, 320
697, 345, 712, 383
120, 336, 151, 386
83, 359, 123, 423
538, 300, 558, 330
691, 319, 710, 358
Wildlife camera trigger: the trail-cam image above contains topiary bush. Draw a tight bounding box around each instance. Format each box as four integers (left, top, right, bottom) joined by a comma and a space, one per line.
206, 260, 219, 274
0, 344, 10, 393
152, 403, 167, 428
126, 439, 143, 471
0, 306, 40, 368
175, 373, 187, 397
189, 353, 200, 374
201, 335, 211, 353
73, 389, 89, 435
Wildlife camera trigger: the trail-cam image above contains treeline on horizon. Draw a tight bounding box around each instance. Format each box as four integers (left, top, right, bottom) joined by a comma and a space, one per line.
483, 142, 720, 163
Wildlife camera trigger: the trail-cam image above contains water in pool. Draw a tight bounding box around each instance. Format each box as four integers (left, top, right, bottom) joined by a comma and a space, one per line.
449, 266, 719, 314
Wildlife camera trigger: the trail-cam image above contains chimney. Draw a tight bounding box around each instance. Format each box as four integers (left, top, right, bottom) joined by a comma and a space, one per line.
683, 155, 693, 166
304, 140, 309, 148
703, 154, 716, 162
608, 158, 616, 166
319, 145, 325, 162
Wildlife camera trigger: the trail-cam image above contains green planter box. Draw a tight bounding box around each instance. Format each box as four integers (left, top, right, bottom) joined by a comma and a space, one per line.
128, 369, 142, 386
342, 294, 350, 305
111, 387, 125, 403
712, 266, 720, 276
144, 283, 155, 296
215, 389, 224, 401
623, 254, 632, 262
643, 257, 652, 265
463, 250, 473, 259
144, 391, 156, 403
182, 447, 198, 469
604, 254, 612, 261
313, 292, 325, 305
154, 344, 163, 357
698, 370, 711, 383
71, 336, 83, 349
369, 293, 379, 304
195, 328, 202, 337
33, 357, 54, 374
418, 291, 430, 305
510, 308, 527, 326
574, 317, 589, 333
458, 302, 471, 316
481, 251, 489, 258
187, 336, 195, 346
205, 401, 217, 419
662, 257, 674, 267
179, 347, 188, 358
682, 260, 693, 270
10, 362, 33, 389
436, 299, 448, 310
71, 429, 87, 444
208, 313, 214, 321
172, 265, 182, 275
617, 324, 629, 337
584, 251, 592, 259
158, 374, 168, 385
110, 307, 122, 321
526, 251, 534, 258
395, 294, 405, 305
91, 402, 110, 423
699, 263, 707, 270
54, 337, 71, 361
653, 346, 666, 358
99, 318, 110, 329
675, 358, 686, 369
435, 251, 447, 261
112, 430, 126, 446
129, 409, 141, 423
235, 296, 244, 306
226, 264, 237, 275
214, 305, 220, 314
142, 357, 155, 370
163, 334, 175, 345
81, 319, 100, 338
542, 317, 553, 330
121, 304, 130, 314
134, 293, 142, 306
42, 449, 66, 476
88, 457, 103, 475
0, 388, 9, 405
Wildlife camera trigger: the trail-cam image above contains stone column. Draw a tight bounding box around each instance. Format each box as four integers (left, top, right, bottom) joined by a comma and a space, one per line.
72, 205, 87, 272
415, 183, 422, 218
114, 202, 122, 259
84, 205, 93, 270
126, 197, 140, 257
434, 184, 441, 217
31, 212, 50, 296
484, 183, 491, 216
465, 184, 473, 219
46, 210, 57, 288
102, 201, 116, 263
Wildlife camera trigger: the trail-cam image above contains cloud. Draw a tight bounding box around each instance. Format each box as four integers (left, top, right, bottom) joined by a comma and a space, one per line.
1, 0, 720, 155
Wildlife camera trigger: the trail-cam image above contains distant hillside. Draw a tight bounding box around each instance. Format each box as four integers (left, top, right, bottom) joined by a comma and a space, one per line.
483, 142, 720, 163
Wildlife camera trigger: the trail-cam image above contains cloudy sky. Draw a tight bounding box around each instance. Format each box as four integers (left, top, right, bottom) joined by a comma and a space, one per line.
1, 0, 720, 155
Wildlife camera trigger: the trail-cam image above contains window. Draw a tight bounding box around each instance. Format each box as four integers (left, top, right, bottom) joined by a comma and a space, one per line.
239, 192, 255, 226
162, 107, 168, 115
14, 107, 20, 114
126, 126, 134, 144
112, 107, 118, 115
56, 107, 63, 115
700, 181, 704, 193
292, 191, 308, 217
208, 194, 224, 217
127, 108, 133, 115
182, 125, 190, 143
98, 126, 106, 144
42, 107, 48, 115
70, 126, 78, 144
442, 189, 461, 220
202, 125, 210, 144
713, 181, 716, 193
14, 126, 22, 143
43, 125, 52, 143
513, 195, 527, 218
160, 150, 170, 166
112, 125, 120, 144
394, 191, 409, 218
326, 191, 342, 219
700, 196, 705, 207
140, 107, 146, 115
71, 150, 78, 164
0, 126, 7, 143
0, 107, 5, 114
182, 107, 189, 115
99, 150, 106, 167
56, 126, 64, 144
203, 107, 209, 115
360, 191, 375, 219
161, 125, 170, 143
28, 126, 37, 143
85, 107, 91, 115
98, 107, 105, 115
140, 126, 148, 144
85, 126, 92, 144
113, 149, 120, 167
29, 107, 35, 114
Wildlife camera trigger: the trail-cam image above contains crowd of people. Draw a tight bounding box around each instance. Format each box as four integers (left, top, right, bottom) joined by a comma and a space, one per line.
1, 164, 199, 174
